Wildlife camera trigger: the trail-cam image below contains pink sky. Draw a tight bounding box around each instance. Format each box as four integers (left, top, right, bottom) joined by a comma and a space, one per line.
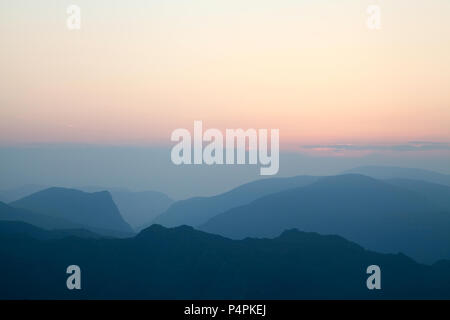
1, 0, 449, 151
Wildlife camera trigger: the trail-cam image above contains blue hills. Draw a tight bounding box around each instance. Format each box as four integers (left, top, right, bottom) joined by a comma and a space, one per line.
1, 220, 449, 299
200, 174, 450, 263
8, 187, 134, 237
1, 167, 450, 298
151, 175, 319, 228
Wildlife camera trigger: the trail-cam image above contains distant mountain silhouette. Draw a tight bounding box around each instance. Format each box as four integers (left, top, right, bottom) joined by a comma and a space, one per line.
151, 175, 318, 228
78, 186, 174, 231
10, 187, 134, 236
345, 166, 450, 186
0, 221, 449, 299
201, 174, 450, 264
386, 178, 450, 211
0, 220, 101, 240
0, 184, 47, 203
109, 190, 173, 231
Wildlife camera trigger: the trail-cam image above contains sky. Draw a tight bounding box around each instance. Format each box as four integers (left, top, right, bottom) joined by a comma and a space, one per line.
1, 0, 449, 145
0, 1, 449, 195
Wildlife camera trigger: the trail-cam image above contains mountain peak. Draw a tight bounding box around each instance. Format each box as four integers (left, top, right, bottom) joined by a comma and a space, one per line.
33, 187, 111, 198
10, 187, 133, 235
138, 224, 197, 238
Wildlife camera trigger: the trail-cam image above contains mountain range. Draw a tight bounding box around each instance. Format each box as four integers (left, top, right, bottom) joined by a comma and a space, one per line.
2, 167, 450, 267
200, 174, 450, 264
0, 220, 101, 240
385, 178, 450, 211
151, 175, 318, 228
8, 187, 134, 236
1, 221, 449, 299
0, 200, 84, 230
344, 166, 450, 187
0, 184, 47, 203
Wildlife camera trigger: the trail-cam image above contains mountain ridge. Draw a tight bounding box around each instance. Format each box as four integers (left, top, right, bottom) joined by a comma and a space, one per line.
200, 174, 450, 264
344, 166, 450, 186
1, 220, 449, 299
151, 175, 319, 228
10, 187, 134, 235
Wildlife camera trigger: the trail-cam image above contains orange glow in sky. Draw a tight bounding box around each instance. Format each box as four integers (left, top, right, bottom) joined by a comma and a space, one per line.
1, 0, 449, 150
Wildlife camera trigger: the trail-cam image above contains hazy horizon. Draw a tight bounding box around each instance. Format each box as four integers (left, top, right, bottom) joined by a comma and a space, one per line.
1, 144, 449, 199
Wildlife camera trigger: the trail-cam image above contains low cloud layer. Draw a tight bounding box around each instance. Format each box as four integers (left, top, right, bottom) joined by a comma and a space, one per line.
301, 141, 450, 152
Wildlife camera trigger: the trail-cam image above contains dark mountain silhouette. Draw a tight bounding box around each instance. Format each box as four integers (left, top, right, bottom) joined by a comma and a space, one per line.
0, 220, 101, 240
0, 200, 83, 230
151, 175, 319, 228
0, 221, 449, 299
200, 174, 450, 264
344, 166, 450, 186
386, 178, 450, 211
10, 187, 134, 235
0, 184, 47, 203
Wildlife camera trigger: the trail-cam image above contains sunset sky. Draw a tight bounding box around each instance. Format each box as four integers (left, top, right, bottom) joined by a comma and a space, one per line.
1, 0, 449, 152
